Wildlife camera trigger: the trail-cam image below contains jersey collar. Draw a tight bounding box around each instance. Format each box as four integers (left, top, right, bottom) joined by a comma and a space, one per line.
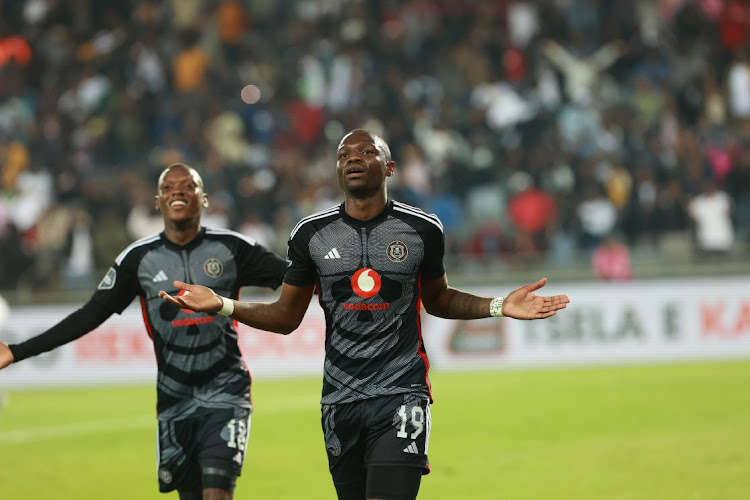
161, 227, 206, 251
339, 200, 393, 227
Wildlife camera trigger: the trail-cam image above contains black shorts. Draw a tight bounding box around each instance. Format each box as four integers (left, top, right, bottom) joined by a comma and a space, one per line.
322, 393, 431, 485
157, 406, 251, 493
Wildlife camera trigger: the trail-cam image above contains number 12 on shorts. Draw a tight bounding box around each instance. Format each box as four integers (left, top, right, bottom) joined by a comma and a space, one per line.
226, 417, 250, 464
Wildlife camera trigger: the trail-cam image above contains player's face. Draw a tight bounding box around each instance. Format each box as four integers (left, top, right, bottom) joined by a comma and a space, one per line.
156, 166, 207, 225
336, 131, 394, 197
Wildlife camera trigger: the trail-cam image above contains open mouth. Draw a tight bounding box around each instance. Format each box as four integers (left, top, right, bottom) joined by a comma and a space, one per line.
345, 166, 366, 177
169, 200, 187, 208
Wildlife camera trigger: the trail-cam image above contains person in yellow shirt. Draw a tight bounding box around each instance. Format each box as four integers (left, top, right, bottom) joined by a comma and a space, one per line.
172, 29, 209, 94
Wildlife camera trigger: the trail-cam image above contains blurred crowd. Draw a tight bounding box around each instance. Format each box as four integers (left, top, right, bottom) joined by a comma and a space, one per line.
1, 0, 749, 292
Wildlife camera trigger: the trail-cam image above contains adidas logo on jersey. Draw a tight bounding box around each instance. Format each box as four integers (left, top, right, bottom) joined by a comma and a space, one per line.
152, 270, 168, 282
324, 248, 342, 259
403, 441, 419, 454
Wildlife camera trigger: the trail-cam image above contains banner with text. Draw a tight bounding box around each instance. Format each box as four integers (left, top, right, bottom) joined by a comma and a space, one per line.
1, 276, 748, 388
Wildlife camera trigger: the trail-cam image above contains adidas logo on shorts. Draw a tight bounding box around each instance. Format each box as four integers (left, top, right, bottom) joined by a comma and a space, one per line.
403, 441, 419, 454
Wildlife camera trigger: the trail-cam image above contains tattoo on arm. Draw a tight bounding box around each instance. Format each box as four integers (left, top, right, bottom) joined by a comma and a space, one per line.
429, 288, 492, 320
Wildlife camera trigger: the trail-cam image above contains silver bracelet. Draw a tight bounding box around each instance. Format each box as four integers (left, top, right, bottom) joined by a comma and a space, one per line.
217, 296, 235, 317
489, 297, 505, 317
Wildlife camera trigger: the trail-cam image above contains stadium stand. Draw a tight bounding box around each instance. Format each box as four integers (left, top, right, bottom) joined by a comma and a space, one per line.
0, 0, 748, 302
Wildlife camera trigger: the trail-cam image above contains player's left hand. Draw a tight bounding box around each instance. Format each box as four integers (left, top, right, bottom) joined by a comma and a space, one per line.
502, 278, 570, 320
158, 281, 224, 313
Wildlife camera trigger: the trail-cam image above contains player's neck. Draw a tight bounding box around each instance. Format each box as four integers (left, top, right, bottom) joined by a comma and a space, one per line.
163, 220, 201, 246
344, 192, 388, 221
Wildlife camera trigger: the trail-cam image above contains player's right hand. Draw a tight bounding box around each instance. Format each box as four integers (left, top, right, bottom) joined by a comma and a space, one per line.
158, 281, 223, 313
0, 342, 14, 370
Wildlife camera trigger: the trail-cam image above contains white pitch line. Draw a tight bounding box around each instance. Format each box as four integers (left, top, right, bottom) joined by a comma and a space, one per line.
0, 415, 156, 445
0, 397, 318, 446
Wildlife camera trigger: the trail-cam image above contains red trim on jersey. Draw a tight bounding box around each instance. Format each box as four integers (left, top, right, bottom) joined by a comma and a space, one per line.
235, 291, 253, 387
315, 281, 325, 308
140, 296, 158, 417
140, 296, 154, 340
416, 278, 433, 402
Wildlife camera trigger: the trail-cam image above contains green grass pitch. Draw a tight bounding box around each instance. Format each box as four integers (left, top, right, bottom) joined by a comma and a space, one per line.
1, 360, 749, 499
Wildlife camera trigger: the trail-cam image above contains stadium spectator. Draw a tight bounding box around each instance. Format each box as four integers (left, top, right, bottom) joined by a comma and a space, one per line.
158, 129, 570, 500
216, 1, 250, 64
727, 48, 750, 122
687, 177, 735, 256
507, 181, 558, 255
62, 207, 95, 289
724, 147, 750, 245
539, 35, 626, 105
27, 204, 74, 289
719, 0, 750, 53
0, 221, 32, 289
591, 234, 633, 281
0, 34, 32, 67
653, 178, 690, 237
0, 163, 289, 499
172, 28, 210, 96
576, 183, 618, 252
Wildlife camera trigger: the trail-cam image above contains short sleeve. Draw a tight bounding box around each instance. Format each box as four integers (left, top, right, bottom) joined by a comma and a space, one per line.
420, 222, 446, 280
283, 229, 318, 287
236, 239, 288, 289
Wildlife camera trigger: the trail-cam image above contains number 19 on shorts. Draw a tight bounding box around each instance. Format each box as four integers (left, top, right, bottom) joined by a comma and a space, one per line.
395, 401, 431, 454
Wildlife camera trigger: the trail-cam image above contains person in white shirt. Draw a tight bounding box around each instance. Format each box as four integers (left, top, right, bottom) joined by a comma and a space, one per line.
687, 179, 735, 254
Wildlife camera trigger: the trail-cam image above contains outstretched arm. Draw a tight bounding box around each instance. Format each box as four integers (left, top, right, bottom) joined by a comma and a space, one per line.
421, 276, 569, 320
0, 300, 115, 370
540, 39, 578, 72
159, 281, 315, 335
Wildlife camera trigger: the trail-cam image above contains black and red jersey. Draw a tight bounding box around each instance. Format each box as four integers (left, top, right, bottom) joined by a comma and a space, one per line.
284, 201, 445, 405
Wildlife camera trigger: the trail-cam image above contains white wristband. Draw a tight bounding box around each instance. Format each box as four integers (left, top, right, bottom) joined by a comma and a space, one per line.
489, 297, 505, 317
217, 296, 235, 317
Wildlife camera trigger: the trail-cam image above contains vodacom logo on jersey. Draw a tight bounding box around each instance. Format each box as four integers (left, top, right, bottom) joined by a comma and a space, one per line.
171, 289, 216, 327
343, 268, 390, 312
352, 268, 382, 298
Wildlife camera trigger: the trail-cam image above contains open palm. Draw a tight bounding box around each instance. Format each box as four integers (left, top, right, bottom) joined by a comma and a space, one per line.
502, 278, 570, 320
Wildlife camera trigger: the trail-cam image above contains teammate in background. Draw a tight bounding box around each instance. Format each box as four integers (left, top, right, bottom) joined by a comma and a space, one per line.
0, 163, 289, 500
159, 130, 571, 500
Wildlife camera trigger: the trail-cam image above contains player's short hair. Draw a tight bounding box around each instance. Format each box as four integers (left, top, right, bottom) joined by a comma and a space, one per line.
158, 163, 204, 189
341, 129, 392, 163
